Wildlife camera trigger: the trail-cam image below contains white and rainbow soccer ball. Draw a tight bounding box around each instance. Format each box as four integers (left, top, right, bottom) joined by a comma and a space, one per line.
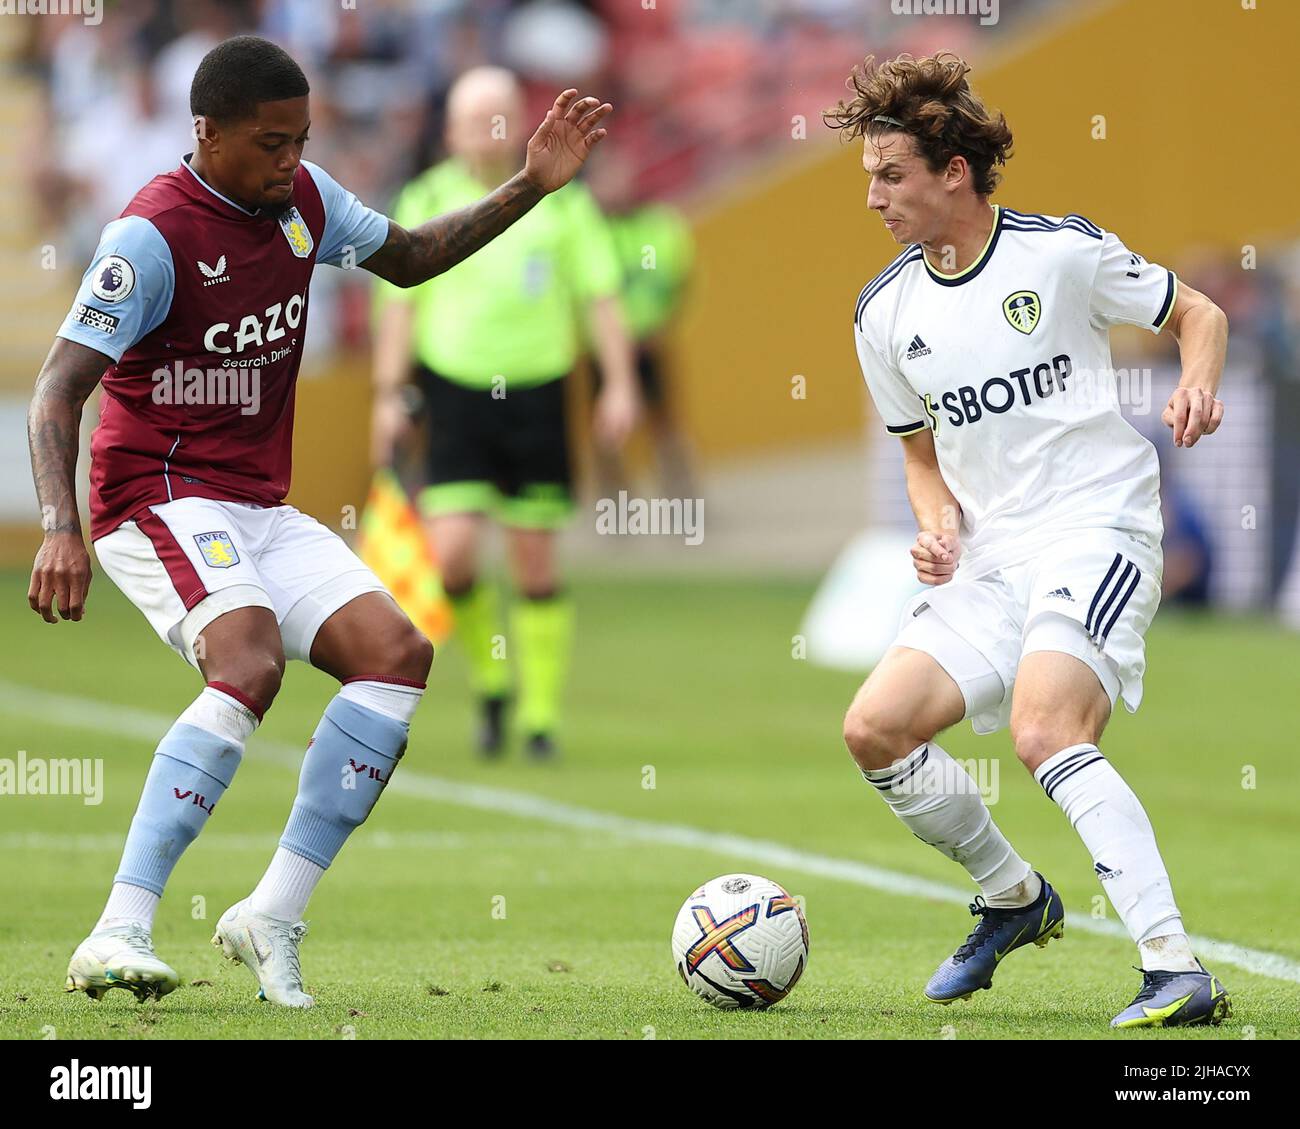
671, 873, 810, 1009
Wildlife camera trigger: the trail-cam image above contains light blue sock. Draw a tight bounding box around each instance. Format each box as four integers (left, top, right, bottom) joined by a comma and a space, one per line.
279, 696, 410, 869
115, 687, 256, 895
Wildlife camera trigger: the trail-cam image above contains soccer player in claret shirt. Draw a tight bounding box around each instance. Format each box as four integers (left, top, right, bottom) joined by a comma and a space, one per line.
825, 53, 1231, 1029
27, 35, 614, 1008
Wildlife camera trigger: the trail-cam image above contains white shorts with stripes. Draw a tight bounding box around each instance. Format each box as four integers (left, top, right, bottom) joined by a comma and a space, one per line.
93, 497, 387, 668
893, 528, 1163, 734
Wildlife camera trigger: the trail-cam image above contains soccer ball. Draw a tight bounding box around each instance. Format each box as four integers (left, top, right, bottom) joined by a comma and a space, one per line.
671, 873, 809, 1009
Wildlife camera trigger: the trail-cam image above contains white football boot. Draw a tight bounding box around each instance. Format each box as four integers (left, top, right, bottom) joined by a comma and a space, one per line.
65, 922, 180, 1001
212, 898, 314, 1008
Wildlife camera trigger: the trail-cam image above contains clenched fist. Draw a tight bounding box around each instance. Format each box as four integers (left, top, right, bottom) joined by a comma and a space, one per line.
911, 530, 960, 586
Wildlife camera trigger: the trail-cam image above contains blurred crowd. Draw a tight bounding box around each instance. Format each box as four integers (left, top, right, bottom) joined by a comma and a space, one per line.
24, 1, 1295, 617
1142, 246, 1300, 622
15, 0, 1064, 354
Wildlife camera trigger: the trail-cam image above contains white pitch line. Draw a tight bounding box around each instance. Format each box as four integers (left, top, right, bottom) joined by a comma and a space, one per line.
0, 830, 605, 853
3, 678, 1298, 986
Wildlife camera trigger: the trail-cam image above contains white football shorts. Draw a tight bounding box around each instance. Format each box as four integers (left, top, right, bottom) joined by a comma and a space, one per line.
93, 497, 388, 668
892, 528, 1162, 734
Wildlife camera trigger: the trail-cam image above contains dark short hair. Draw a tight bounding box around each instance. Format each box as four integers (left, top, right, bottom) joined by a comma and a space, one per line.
190, 35, 309, 125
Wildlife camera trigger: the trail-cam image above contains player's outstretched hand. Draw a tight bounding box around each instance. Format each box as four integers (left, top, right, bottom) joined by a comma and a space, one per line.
593, 382, 641, 451
1162, 385, 1224, 448
523, 89, 613, 194
912, 530, 960, 586
28, 531, 91, 623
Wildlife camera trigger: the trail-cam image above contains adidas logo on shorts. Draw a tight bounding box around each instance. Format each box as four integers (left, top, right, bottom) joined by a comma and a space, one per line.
1044, 587, 1074, 601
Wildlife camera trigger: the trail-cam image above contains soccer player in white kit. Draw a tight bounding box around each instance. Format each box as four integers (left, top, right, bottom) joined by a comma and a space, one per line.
826, 53, 1231, 1028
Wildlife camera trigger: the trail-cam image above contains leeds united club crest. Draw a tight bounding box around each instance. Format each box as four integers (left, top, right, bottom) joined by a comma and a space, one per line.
1002, 290, 1041, 335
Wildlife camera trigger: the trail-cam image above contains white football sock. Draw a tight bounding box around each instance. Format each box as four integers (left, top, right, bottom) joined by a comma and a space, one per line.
249, 846, 325, 921
339, 677, 424, 724
1139, 932, 1200, 973
181, 685, 261, 744
988, 871, 1043, 909
94, 882, 161, 933
862, 742, 1036, 905
1035, 743, 1198, 972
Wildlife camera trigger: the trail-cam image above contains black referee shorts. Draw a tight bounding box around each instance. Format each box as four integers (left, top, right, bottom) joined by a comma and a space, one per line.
416, 364, 574, 529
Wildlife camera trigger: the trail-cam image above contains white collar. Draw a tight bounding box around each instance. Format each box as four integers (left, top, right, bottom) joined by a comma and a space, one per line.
181, 155, 258, 216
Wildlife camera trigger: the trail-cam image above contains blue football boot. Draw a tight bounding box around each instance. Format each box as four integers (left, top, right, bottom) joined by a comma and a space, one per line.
1110, 962, 1231, 1028
925, 872, 1065, 1004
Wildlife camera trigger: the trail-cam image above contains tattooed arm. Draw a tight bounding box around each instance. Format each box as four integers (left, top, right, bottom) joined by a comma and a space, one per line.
27, 338, 111, 622
363, 89, 612, 289
364, 172, 545, 289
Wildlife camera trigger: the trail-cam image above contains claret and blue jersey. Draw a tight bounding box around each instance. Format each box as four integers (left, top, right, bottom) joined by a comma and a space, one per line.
55, 156, 390, 541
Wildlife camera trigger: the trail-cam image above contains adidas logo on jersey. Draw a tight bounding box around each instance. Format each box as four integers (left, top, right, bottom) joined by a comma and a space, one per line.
905, 334, 931, 360
197, 255, 230, 286
1044, 587, 1074, 601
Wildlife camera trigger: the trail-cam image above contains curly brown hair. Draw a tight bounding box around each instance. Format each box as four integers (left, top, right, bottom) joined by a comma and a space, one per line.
823, 51, 1013, 197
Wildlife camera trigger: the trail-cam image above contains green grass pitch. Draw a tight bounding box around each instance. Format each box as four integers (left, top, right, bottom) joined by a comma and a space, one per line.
0, 569, 1297, 1039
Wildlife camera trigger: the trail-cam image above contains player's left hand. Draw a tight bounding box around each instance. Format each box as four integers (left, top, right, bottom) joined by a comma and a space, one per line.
1162, 385, 1224, 448
593, 383, 641, 451
523, 90, 613, 194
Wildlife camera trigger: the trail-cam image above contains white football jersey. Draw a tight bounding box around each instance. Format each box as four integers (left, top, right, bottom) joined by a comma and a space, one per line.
853, 205, 1176, 577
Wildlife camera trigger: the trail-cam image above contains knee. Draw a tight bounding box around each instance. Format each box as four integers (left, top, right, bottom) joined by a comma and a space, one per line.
519, 583, 559, 601
407, 629, 435, 681
437, 543, 478, 596
211, 651, 284, 713
515, 561, 557, 599
511, 542, 557, 598
842, 703, 922, 772
441, 571, 476, 599
1011, 718, 1072, 773
389, 624, 434, 682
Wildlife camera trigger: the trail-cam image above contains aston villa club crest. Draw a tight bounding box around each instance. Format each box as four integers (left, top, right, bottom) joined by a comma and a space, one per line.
278, 207, 314, 258
1002, 290, 1041, 335
194, 531, 239, 568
